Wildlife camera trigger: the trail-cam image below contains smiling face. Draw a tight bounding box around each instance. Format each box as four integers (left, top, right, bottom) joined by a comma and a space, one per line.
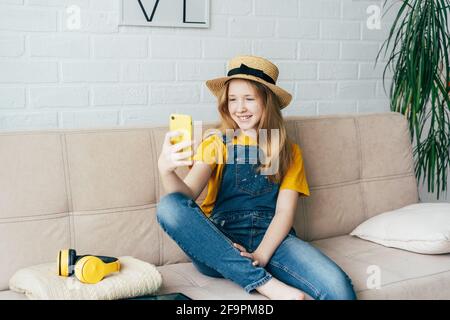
227, 79, 264, 137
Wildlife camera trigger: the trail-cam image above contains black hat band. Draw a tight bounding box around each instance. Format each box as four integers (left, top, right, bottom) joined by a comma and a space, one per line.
227, 63, 276, 85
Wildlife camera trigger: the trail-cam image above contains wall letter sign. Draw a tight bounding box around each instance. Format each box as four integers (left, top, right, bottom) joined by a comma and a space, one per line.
120, 0, 210, 28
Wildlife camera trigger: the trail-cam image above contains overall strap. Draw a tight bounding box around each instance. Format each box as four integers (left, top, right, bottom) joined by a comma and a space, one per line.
222, 133, 240, 164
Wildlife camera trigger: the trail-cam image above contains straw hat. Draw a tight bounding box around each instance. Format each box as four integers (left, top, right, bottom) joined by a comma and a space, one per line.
206, 55, 292, 109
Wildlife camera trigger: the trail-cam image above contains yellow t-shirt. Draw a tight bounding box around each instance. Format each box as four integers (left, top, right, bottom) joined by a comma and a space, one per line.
192, 132, 310, 217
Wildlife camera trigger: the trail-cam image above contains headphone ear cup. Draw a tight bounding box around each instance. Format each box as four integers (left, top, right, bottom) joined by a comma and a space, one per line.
68, 249, 77, 276
57, 249, 76, 277
74, 256, 105, 284
57, 250, 64, 276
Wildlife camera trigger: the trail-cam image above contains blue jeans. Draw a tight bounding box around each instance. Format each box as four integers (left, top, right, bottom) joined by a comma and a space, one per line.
156, 192, 357, 300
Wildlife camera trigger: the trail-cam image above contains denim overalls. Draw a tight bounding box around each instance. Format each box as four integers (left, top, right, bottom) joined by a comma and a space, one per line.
209, 134, 296, 252
156, 134, 357, 299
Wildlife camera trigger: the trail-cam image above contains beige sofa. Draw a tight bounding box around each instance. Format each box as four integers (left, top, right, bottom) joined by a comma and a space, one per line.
1, 112, 449, 300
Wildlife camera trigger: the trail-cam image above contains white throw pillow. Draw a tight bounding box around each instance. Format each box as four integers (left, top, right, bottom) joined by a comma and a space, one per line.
9, 256, 162, 300
350, 203, 450, 254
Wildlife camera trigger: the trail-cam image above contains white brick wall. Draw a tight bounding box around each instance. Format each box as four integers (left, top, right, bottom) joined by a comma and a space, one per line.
93, 35, 148, 58
30, 86, 88, 107
0, 0, 397, 128
92, 85, 147, 106
0, 6, 57, 31
0, 35, 24, 56
30, 35, 89, 57
62, 62, 120, 82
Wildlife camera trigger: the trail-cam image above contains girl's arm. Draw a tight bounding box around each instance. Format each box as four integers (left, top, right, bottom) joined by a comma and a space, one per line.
159, 170, 193, 198
158, 131, 211, 200
158, 131, 193, 198
160, 161, 212, 200
252, 189, 299, 266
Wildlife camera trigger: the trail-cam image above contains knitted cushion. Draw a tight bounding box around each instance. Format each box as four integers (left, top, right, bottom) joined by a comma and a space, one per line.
9, 256, 162, 300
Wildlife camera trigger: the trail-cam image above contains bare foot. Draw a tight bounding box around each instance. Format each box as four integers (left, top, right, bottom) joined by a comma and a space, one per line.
256, 277, 305, 300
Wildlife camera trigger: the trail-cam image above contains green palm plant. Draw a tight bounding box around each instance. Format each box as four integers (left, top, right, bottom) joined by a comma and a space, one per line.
376, 0, 450, 199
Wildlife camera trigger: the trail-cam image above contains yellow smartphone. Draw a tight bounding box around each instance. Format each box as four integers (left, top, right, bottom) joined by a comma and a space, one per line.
169, 113, 193, 161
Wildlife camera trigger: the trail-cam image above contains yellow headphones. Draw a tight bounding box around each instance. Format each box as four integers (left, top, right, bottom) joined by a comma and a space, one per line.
57, 249, 121, 284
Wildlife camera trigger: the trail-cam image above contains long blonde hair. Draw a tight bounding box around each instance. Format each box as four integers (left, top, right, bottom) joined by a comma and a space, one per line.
215, 79, 295, 184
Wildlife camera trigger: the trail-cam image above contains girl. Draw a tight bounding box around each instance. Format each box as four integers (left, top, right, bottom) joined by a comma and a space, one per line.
156, 55, 357, 300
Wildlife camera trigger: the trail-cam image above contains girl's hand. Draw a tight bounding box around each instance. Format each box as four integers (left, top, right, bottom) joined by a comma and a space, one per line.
233, 243, 268, 268
158, 130, 195, 176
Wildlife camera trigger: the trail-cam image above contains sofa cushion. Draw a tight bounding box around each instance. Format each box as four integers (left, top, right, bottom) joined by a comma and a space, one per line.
312, 235, 450, 299
350, 203, 450, 254
155, 263, 270, 300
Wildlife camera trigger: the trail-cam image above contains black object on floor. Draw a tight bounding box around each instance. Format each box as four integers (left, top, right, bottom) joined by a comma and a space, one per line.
126, 292, 191, 300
